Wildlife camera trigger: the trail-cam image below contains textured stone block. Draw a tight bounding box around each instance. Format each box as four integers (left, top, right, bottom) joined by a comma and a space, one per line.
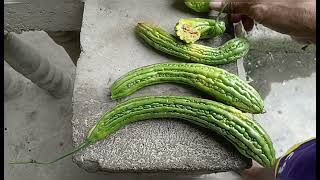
72, 0, 250, 173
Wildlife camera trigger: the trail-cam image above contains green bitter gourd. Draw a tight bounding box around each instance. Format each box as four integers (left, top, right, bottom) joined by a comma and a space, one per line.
111, 63, 264, 114
175, 18, 226, 43
185, 0, 211, 13
136, 22, 249, 66
10, 96, 275, 167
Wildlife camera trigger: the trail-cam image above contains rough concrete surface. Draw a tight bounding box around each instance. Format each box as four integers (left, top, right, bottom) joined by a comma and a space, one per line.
4, 32, 77, 180
47, 31, 81, 64
4, 0, 84, 33
4, 32, 74, 98
72, 0, 251, 174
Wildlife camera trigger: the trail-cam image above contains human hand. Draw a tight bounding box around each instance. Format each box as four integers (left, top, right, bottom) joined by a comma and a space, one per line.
209, 0, 316, 43
241, 161, 276, 180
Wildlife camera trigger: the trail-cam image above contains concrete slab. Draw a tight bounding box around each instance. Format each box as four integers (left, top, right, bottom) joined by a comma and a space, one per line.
72, 0, 250, 174
4, 0, 84, 33
4, 31, 79, 180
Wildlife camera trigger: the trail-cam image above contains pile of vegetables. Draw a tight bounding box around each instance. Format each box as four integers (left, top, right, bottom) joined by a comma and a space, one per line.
10, 0, 276, 169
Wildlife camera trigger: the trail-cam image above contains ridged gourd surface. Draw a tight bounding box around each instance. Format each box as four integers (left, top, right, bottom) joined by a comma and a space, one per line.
184, 0, 211, 12
136, 22, 249, 66
111, 63, 264, 114
87, 96, 276, 167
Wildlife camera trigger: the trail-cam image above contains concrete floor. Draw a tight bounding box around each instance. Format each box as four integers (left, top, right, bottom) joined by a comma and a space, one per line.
4, 28, 316, 180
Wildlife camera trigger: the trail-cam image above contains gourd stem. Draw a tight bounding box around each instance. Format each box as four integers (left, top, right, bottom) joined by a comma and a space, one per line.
216, 0, 230, 21
9, 141, 91, 165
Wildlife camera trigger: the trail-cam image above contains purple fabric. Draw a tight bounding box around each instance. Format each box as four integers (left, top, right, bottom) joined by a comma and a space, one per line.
276, 139, 316, 180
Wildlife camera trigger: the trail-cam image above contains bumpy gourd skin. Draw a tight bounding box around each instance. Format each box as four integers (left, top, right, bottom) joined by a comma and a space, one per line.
88, 96, 276, 167
175, 18, 226, 43
185, 0, 211, 12
111, 63, 264, 114
136, 22, 249, 66
10, 95, 274, 167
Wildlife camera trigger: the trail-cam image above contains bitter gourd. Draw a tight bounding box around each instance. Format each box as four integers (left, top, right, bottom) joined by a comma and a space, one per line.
185, 0, 211, 13
10, 96, 276, 167
136, 22, 249, 66
175, 18, 226, 43
111, 63, 264, 114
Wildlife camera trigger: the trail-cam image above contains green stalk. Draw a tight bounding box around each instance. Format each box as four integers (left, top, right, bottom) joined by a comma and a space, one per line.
9, 141, 91, 165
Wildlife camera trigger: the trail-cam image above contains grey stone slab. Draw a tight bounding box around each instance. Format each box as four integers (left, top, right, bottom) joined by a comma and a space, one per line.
72, 0, 250, 174
4, 0, 84, 33
4, 31, 80, 180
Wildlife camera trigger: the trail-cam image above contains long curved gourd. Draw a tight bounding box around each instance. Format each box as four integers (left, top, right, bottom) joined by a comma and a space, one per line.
175, 18, 226, 43
10, 96, 276, 167
136, 22, 249, 66
111, 63, 264, 114
185, 0, 211, 12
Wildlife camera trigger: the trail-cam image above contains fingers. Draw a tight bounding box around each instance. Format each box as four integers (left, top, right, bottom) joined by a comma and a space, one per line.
242, 168, 276, 180
230, 14, 242, 23
211, 0, 256, 32
241, 15, 255, 31
209, 1, 223, 11
240, 161, 275, 180
229, 14, 255, 32
210, 0, 253, 15
242, 168, 260, 180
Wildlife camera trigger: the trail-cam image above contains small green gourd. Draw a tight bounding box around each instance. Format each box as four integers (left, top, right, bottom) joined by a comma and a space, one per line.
175, 18, 226, 43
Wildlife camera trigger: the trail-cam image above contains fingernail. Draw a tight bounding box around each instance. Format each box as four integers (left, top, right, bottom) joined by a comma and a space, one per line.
210, 1, 223, 10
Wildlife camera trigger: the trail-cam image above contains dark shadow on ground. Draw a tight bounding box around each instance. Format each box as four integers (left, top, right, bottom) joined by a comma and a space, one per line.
243, 40, 316, 100
47, 31, 81, 65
